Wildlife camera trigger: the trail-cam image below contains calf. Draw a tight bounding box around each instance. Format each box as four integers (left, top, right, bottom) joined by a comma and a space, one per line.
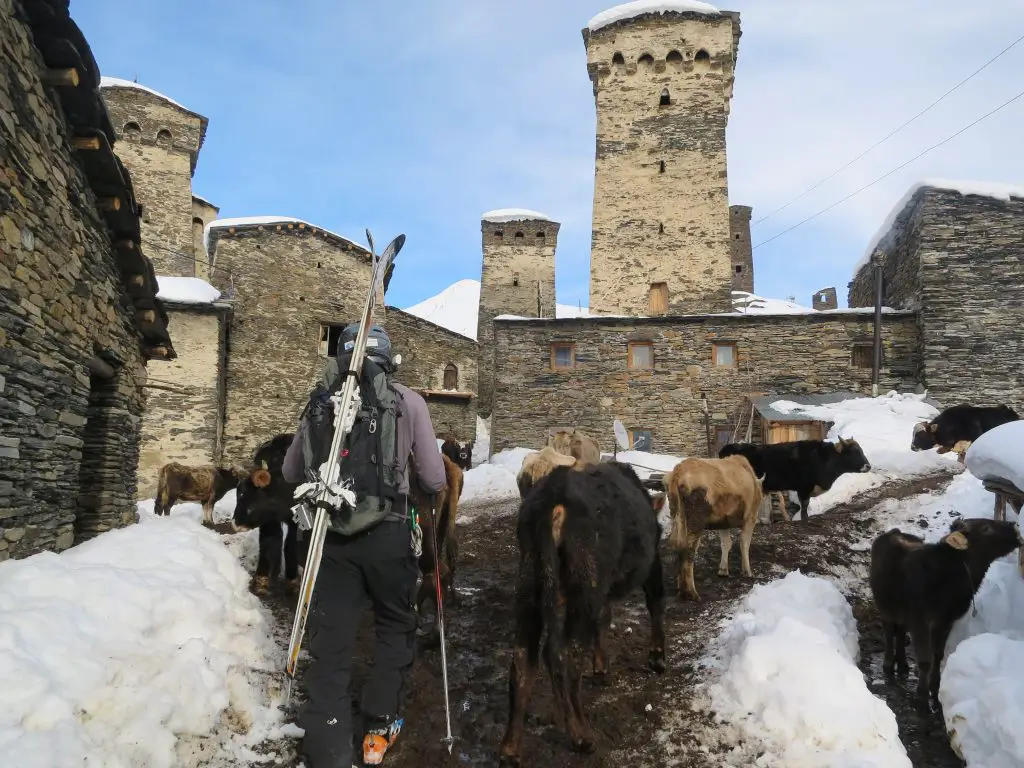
546, 428, 601, 465
869, 517, 1024, 699
666, 455, 765, 601
516, 446, 580, 498
232, 433, 301, 595
719, 438, 871, 520
154, 462, 244, 525
440, 437, 472, 471
498, 461, 667, 766
911, 403, 1020, 456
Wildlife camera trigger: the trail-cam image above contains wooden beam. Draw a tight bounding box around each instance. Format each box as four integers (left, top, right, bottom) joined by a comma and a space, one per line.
72, 136, 102, 151
86, 355, 116, 380
41, 67, 79, 88
134, 309, 156, 324
96, 196, 121, 212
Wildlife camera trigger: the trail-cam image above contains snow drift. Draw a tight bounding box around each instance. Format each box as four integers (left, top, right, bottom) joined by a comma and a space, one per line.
965, 419, 1024, 492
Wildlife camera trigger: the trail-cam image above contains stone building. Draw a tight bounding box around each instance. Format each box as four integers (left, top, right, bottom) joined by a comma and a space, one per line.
2, 0, 174, 559
476, 209, 559, 415
812, 287, 838, 311
583, 6, 742, 316
848, 183, 1024, 411
191, 194, 218, 280
729, 204, 753, 293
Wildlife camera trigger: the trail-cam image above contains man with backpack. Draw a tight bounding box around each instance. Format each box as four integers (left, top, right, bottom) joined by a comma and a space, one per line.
281, 323, 446, 767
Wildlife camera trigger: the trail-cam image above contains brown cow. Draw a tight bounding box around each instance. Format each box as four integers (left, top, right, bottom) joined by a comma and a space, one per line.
154, 462, 245, 525
516, 446, 580, 498
666, 455, 765, 601
546, 428, 601, 465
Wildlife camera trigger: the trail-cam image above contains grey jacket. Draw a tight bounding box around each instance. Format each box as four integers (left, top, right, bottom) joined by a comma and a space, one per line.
281, 380, 446, 502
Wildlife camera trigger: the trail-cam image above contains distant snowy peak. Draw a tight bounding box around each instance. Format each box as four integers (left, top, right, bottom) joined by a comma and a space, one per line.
588, 0, 720, 33
481, 208, 553, 223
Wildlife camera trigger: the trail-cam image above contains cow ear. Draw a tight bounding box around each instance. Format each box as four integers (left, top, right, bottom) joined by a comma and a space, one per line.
252, 468, 272, 488
929, 423, 938, 433
650, 492, 666, 512
835, 441, 844, 452
944, 531, 969, 550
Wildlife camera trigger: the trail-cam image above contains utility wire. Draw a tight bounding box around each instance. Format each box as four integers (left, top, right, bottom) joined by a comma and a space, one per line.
753, 32, 1024, 228
752, 86, 1024, 250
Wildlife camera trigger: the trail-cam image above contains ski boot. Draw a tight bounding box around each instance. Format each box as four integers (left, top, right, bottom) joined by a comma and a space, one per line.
362, 717, 403, 765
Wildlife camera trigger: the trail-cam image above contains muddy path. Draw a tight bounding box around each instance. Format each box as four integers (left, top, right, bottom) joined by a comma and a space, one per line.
244, 467, 966, 767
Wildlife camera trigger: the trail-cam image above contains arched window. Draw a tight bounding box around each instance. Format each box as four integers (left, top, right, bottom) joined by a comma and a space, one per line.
659, 87, 671, 106
638, 53, 655, 70
123, 121, 141, 138
494, 229, 503, 239
514, 231, 524, 239
612, 52, 626, 74
535, 231, 545, 240
694, 49, 711, 70
666, 50, 683, 71
443, 364, 458, 390
156, 128, 172, 146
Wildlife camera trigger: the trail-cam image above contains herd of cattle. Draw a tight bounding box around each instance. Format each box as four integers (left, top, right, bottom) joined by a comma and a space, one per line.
149, 401, 1022, 764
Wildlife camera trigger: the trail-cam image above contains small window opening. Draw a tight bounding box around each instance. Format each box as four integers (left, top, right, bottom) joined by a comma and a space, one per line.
666, 50, 683, 71
123, 121, 141, 138
659, 88, 671, 106
551, 343, 575, 370
317, 261, 322, 269
734, 233, 741, 239
694, 49, 711, 70
494, 230, 504, 239
734, 264, 743, 274
638, 53, 655, 69
514, 231, 524, 239
612, 52, 626, 74
628, 342, 654, 370
852, 344, 876, 369
319, 323, 346, 357
156, 128, 172, 145
659, 160, 665, 174
535, 231, 545, 239
658, 223, 665, 234
713, 342, 737, 367
513, 273, 519, 286
443, 363, 458, 390
628, 429, 653, 452
649, 282, 668, 314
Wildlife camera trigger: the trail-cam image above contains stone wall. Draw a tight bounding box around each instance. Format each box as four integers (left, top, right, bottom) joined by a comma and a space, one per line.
191, 196, 218, 281
385, 308, 478, 441
137, 305, 227, 497
491, 312, 920, 456
102, 84, 204, 276
477, 217, 558, 414
584, 11, 740, 316
2, 0, 154, 558
812, 287, 838, 311
729, 204, 753, 293
851, 187, 1024, 410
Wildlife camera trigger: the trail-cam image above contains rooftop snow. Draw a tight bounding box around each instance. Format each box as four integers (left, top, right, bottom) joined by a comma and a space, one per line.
855, 178, 1024, 277
203, 216, 366, 254
731, 290, 815, 314
99, 76, 193, 113
156, 276, 221, 305
481, 208, 552, 223
192, 193, 217, 209
587, 0, 720, 32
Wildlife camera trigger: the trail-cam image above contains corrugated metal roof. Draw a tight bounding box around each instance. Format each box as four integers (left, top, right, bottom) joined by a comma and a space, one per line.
749, 391, 942, 423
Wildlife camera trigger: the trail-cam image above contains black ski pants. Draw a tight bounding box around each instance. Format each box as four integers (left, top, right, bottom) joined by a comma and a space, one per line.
298, 518, 418, 767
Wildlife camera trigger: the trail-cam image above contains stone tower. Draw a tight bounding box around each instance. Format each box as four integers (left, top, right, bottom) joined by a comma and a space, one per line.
100, 79, 208, 277
583, 5, 741, 316
729, 204, 753, 293
476, 209, 559, 415
812, 287, 838, 310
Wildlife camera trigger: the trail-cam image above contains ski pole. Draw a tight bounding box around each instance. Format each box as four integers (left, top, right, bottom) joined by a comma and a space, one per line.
430, 501, 455, 753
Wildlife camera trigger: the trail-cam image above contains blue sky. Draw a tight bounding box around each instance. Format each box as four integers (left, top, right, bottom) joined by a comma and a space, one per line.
74, 0, 1024, 310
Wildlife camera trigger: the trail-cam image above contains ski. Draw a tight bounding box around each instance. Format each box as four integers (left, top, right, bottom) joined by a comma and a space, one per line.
284, 231, 406, 690
429, 505, 455, 753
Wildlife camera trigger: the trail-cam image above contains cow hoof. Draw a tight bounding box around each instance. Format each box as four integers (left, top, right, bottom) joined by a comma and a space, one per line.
571, 735, 596, 754
679, 591, 700, 603
252, 576, 270, 595
717, 570, 730, 579
647, 652, 666, 675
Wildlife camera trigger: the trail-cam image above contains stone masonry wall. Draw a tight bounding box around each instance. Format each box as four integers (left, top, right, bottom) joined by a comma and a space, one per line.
477, 217, 558, 415
585, 12, 740, 316
208, 226, 374, 465
848, 191, 925, 311
1, 2, 148, 558
812, 287, 838, 311
103, 86, 202, 277
490, 313, 920, 456
191, 196, 218, 281
729, 204, 753, 293
137, 306, 226, 497
384, 308, 478, 442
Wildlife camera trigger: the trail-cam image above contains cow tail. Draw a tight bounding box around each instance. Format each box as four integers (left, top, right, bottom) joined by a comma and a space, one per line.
668, 479, 688, 552
540, 503, 568, 679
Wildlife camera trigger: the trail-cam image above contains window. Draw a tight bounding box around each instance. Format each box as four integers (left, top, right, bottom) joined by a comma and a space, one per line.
628, 429, 653, 452
649, 282, 668, 314
659, 88, 671, 106
713, 426, 732, 454
713, 342, 737, 367
536, 231, 545, 240
659, 160, 665, 174
638, 53, 655, 69
494, 230, 504, 239
123, 121, 141, 138
695, 49, 710, 64
735, 233, 741, 240
318, 323, 345, 357
734, 264, 743, 274
514, 231, 524, 239
628, 341, 653, 370
612, 52, 626, 74
666, 50, 683, 71
658, 222, 664, 234
156, 128, 172, 146
852, 343, 876, 368
512, 272, 519, 286
550, 342, 575, 370
443, 364, 458, 390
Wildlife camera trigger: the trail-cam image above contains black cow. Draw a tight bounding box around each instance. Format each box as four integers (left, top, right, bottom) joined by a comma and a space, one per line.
911, 403, 1019, 454
498, 461, 667, 766
233, 433, 301, 595
440, 437, 473, 471
869, 517, 1023, 699
718, 438, 871, 521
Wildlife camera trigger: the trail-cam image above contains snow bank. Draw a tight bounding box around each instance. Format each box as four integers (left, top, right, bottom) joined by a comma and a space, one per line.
604, 449, 681, 479
203, 216, 363, 254
966, 420, 1024, 492
702, 571, 910, 767
856, 178, 1024, 276
100, 76, 193, 112
156, 275, 221, 305
480, 208, 552, 223
588, 0, 720, 32
404, 279, 479, 339
473, 415, 491, 465
768, 391, 955, 515
0, 517, 276, 767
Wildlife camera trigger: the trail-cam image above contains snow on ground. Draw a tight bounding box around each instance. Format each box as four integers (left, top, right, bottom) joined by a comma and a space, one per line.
588, 0, 720, 32
698, 571, 910, 767
0, 514, 285, 767
769, 391, 958, 516
480, 208, 551, 223
472, 415, 490, 465
965, 420, 1024, 491
156, 276, 221, 305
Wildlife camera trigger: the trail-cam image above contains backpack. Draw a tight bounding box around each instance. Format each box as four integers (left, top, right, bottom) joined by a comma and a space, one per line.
299, 352, 404, 536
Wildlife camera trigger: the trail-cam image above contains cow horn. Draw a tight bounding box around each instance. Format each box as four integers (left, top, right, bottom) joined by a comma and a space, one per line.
252, 468, 272, 488
260, 459, 269, 470
944, 531, 969, 551
756, 473, 766, 484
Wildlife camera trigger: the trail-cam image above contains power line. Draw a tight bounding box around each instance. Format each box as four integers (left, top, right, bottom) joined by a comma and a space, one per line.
753, 31, 1024, 228
752, 86, 1024, 251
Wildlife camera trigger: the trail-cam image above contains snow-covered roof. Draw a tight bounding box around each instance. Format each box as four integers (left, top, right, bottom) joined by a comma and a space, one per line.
731, 291, 815, 315
855, 178, 1024, 277
99, 76, 197, 115
156, 276, 221, 305
481, 208, 553, 224
588, 0, 720, 33
191, 193, 217, 209
203, 216, 368, 256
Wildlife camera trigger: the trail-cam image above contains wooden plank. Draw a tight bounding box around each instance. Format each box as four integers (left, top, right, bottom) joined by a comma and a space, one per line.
41, 67, 79, 87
